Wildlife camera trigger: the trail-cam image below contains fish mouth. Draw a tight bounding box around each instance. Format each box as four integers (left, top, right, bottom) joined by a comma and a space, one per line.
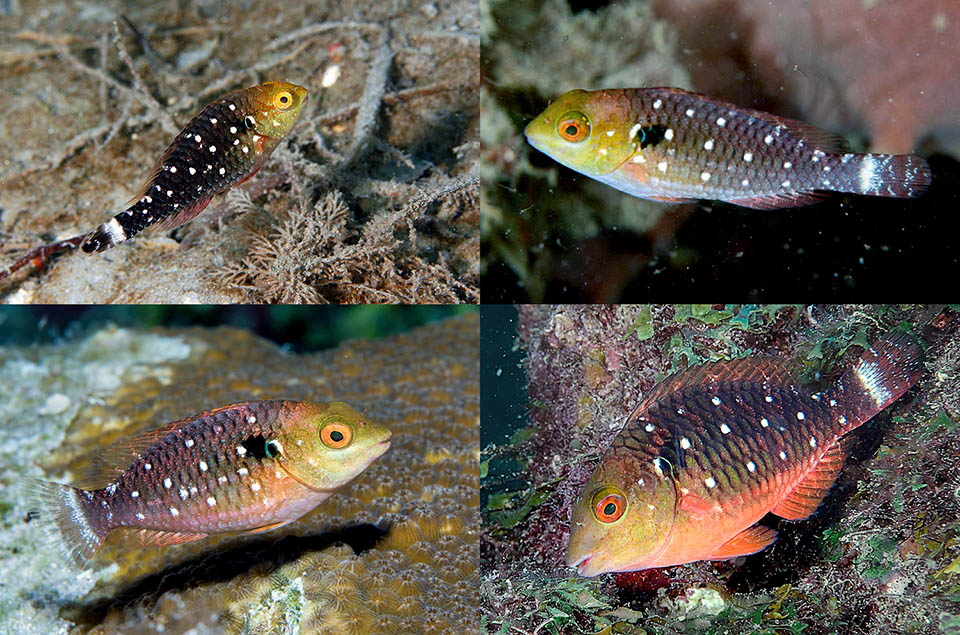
569, 553, 600, 577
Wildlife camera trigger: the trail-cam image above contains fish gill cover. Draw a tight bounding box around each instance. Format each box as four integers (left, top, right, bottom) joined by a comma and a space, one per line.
480, 304, 960, 634
0, 312, 480, 634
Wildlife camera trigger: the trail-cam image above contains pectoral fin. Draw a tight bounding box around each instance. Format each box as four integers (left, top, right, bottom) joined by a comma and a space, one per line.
707, 525, 778, 560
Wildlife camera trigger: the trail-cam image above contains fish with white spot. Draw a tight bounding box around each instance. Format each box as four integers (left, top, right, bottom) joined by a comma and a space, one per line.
1, 82, 307, 280
567, 328, 924, 576
525, 87, 931, 209
27, 401, 390, 565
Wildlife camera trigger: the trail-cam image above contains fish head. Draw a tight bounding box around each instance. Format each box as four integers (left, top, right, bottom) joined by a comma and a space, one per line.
275, 401, 391, 491
566, 453, 677, 577
524, 89, 636, 177
247, 81, 309, 139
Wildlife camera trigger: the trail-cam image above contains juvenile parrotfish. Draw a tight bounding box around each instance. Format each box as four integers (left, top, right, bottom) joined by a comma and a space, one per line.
29, 400, 390, 565
0, 81, 307, 281
525, 88, 931, 209
567, 329, 924, 577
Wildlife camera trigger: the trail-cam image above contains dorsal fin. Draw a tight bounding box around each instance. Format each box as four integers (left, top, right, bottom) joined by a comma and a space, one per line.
771, 435, 852, 520
631, 357, 799, 418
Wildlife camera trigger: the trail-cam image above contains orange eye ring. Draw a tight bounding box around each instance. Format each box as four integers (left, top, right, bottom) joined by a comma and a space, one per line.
591, 487, 627, 524
274, 91, 294, 111
320, 422, 352, 449
557, 111, 591, 143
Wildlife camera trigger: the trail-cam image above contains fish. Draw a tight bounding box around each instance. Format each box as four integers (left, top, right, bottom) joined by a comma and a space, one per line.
566, 328, 924, 577
0, 81, 307, 281
525, 88, 931, 210
28, 400, 390, 565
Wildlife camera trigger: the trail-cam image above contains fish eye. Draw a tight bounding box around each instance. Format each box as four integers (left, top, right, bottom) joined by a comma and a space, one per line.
274, 90, 294, 111
265, 440, 281, 458
557, 111, 591, 143
591, 487, 627, 524
320, 421, 352, 449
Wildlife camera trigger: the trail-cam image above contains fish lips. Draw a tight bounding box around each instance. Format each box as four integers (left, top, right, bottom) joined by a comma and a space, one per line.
568, 552, 603, 577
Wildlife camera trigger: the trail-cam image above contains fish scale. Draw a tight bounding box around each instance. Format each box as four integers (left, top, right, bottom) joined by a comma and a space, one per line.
525, 87, 932, 209
566, 329, 924, 576
28, 400, 391, 565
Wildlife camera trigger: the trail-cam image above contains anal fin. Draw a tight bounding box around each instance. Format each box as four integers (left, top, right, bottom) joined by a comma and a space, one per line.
125, 528, 208, 548
707, 525, 778, 560
723, 191, 827, 209
242, 519, 295, 535
772, 437, 850, 520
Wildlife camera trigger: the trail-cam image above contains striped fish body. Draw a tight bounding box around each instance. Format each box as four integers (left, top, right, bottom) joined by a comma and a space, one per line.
525, 88, 931, 209
30, 400, 390, 565
566, 329, 924, 577
82, 81, 307, 253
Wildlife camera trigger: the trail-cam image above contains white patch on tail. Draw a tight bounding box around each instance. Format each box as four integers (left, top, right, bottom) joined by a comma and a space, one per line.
858, 155, 876, 192
26, 479, 107, 566
103, 218, 127, 244
853, 358, 892, 407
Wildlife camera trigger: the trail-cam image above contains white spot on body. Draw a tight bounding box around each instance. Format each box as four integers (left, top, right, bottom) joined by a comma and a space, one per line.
136, 512, 146, 520
194, 134, 202, 143
234, 139, 240, 146
783, 161, 792, 169
743, 152, 753, 162
210, 117, 217, 124
230, 126, 237, 134
179, 487, 188, 500
252, 134, 260, 143
606, 129, 615, 137
797, 412, 805, 420
677, 407, 685, 415
720, 423, 731, 434
630, 123, 642, 139
144, 463, 151, 471
741, 178, 750, 186
779, 451, 787, 460
645, 423, 655, 432
760, 417, 769, 427
701, 171, 711, 182
704, 476, 717, 488
185, 438, 194, 448
824, 165, 832, 172
653, 99, 663, 109
207, 496, 217, 507
229, 103, 236, 111
829, 399, 838, 407
163, 478, 172, 489
218, 475, 228, 484
237, 446, 247, 456
199, 460, 208, 472
166, 190, 173, 197
169, 166, 177, 173
247, 415, 257, 424
131, 491, 139, 498
219, 167, 226, 175
680, 437, 691, 450
242, 146, 249, 154
598, 148, 607, 156
189, 486, 198, 495
238, 467, 249, 476
251, 482, 261, 492
632, 154, 645, 163
209, 145, 216, 153
665, 128, 674, 141
765, 395, 774, 403
685, 108, 695, 117
839, 415, 847, 425
170, 506, 179, 516
658, 161, 668, 173
810, 437, 818, 447
764, 134, 774, 144
782, 180, 791, 188
747, 461, 756, 472
188, 167, 196, 175
716, 117, 726, 127
711, 396, 722, 406
704, 139, 714, 151
145, 196, 152, 203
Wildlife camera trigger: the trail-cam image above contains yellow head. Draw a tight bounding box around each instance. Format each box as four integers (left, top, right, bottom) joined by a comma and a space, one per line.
246, 81, 308, 140
524, 89, 637, 177
274, 402, 391, 491
566, 453, 677, 576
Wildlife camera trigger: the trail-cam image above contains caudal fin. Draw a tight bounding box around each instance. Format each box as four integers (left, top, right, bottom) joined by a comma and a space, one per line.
26, 480, 111, 566
831, 328, 925, 433
841, 153, 931, 199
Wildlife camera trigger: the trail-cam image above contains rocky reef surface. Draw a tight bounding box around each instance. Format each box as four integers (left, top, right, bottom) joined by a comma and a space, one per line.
0, 313, 480, 633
